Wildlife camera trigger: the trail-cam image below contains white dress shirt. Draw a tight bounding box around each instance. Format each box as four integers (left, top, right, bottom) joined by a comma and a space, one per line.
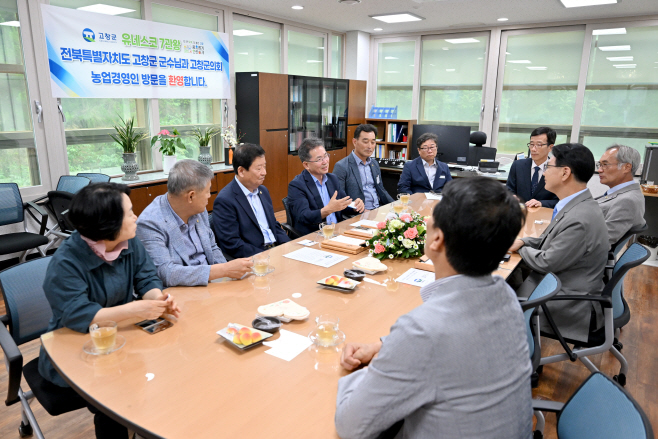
422, 159, 438, 185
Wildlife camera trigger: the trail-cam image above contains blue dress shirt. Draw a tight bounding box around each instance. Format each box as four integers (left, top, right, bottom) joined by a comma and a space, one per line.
311, 173, 337, 224
352, 151, 379, 210
552, 188, 588, 220
235, 177, 275, 244
164, 195, 207, 266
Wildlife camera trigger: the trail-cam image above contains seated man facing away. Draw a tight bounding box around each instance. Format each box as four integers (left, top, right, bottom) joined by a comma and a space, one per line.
288, 138, 364, 236
509, 143, 608, 344
506, 126, 559, 208
398, 132, 452, 195
213, 143, 291, 258
595, 144, 646, 247
335, 177, 532, 439
136, 159, 252, 287
334, 124, 394, 210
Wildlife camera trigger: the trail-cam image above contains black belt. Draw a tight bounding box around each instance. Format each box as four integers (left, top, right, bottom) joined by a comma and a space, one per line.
263, 243, 277, 250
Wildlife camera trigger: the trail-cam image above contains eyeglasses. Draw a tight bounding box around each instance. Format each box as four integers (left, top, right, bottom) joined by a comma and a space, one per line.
596, 161, 622, 171
543, 164, 564, 171
527, 143, 548, 149
419, 146, 437, 151
306, 153, 330, 164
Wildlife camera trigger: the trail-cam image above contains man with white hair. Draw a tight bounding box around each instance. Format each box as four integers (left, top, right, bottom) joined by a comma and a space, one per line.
595, 144, 646, 246
136, 159, 252, 287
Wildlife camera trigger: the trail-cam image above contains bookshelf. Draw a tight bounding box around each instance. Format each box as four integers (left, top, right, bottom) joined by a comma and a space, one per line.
365, 118, 416, 161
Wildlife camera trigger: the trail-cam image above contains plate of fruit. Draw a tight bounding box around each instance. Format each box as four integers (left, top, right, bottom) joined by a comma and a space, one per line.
217, 323, 274, 350
317, 275, 360, 292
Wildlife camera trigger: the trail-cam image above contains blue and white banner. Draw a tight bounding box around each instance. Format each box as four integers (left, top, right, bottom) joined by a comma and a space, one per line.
40, 4, 230, 99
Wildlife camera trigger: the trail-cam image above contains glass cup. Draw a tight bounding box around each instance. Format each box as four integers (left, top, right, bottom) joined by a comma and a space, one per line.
385, 276, 399, 292
398, 193, 410, 205
314, 314, 341, 347
392, 201, 405, 215
89, 321, 117, 354
319, 222, 335, 240
252, 253, 270, 276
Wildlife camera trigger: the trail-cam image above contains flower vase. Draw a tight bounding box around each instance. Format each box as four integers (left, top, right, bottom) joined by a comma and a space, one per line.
163, 154, 177, 174
198, 146, 212, 168
224, 146, 235, 166
121, 153, 140, 181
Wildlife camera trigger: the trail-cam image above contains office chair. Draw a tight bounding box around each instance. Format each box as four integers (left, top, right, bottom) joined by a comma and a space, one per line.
0, 183, 49, 262
536, 243, 649, 387
76, 172, 111, 183
44, 191, 77, 240
281, 197, 302, 239
532, 372, 653, 439
0, 257, 88, 438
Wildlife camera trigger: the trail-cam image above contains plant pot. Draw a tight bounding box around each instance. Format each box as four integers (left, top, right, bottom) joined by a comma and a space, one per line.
198, 146, 212, 168
163, 154, 177, 175
121, 153, 140, 181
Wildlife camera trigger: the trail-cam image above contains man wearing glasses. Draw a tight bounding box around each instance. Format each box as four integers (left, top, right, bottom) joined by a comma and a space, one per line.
397, 132, 453, 194
506, 127, 559, 208
288, 138, 365, 236
595, 144, 646, 246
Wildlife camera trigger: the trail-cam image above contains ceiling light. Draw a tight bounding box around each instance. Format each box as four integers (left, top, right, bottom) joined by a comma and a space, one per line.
291, 5, 303, 10
527, 66, 547, 70
233, 29, 264, 37
497, 17, 509, 21
384, 71, 400, 73
446, 69, 455, 72
0, 20, 20, 27
606, 56, 633, 61
613, 64, 636, 68
598, 45, 631, 51
385, 56, 398, 60
560, 0, 617, 7
508, 60, 531, 64
593, 27, 626, 35
445, 38, 480, 44
77, 4, 135, 15
306, 60, 322, 63
338, 0, 361, 4
373, 28, 383, 31
370, 13, 424, 23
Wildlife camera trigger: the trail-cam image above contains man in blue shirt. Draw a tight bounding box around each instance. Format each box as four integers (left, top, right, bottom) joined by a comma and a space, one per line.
288, 138, 365, 236
213, 143, 290, 258
334, 124, 394, 210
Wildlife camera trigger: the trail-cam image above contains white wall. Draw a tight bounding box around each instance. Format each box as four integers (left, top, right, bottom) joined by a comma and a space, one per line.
345, 31, 370, 81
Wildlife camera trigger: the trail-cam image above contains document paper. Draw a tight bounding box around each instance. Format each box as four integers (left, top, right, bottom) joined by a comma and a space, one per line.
396, 268, 436, 288
263, 329, 313, 361
283, 247, 348, 268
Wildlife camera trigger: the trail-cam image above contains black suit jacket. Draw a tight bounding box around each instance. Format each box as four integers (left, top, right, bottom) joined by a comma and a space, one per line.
213, 178, 290, 259
397, 157, 453, 194
506, 158, 558, 208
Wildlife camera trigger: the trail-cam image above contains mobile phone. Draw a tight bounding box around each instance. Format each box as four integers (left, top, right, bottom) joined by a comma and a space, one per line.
135, 318, 173, 334
501, 254, 511, 263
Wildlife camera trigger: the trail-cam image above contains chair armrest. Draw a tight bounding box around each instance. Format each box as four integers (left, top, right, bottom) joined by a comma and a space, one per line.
281, 223, 302, 240
24, 201, 49, 235
532, 399, 564, 413
31, 195, 48, 204
548, 295, 612, 308
0, 323, 23, 406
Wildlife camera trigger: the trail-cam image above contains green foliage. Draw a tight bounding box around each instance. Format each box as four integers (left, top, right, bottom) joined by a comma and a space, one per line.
192, 125, 221, 147
152, 128, 186, 156
109, 115, 149, 153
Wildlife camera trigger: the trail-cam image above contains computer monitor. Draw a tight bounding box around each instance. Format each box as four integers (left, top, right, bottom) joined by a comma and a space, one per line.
467, 146, 497, 166
410, 125, 471, 165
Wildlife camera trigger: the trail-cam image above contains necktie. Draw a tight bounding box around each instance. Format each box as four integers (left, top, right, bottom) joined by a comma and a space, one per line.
531, 166, 540, 195
552, 207, 558, 221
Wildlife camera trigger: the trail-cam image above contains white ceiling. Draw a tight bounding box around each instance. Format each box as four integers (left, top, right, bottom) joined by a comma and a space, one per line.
212, 0, 658, 34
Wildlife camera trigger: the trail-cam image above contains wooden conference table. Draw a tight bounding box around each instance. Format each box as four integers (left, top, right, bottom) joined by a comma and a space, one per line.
41, 194, 553, 439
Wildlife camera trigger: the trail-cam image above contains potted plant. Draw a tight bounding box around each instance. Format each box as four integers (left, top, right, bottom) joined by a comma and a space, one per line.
109, 116, 148, 181
151, 128, 186, 174
192, 125, 220, 168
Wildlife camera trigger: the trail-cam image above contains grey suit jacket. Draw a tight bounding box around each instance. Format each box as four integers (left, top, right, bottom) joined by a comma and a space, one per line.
595, 182, 646, 246
518, 189, 608, 342
335, 275, 532, 439
136, 195, 226, 287
333, 154, 394, 208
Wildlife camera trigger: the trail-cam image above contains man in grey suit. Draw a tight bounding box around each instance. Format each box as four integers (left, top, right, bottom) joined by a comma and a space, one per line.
336, 177, 532, 439
595, 144, 646, 247
136, 160, 252, 287
509, 143, 609, 343
334, 124, 394, 210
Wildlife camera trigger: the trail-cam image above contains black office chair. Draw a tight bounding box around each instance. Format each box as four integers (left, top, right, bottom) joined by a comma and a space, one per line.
0, 257, 88, 438
281, 197, 302, 239
45, 191, 77, 239
0, 183, 49, 262
532, 372, 653, 439
76, 172, 111, 183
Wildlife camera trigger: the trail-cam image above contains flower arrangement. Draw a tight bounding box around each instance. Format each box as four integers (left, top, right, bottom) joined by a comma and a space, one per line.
365, 211, 427, 260
220, 124, 244, 147
151, 128, 186, 156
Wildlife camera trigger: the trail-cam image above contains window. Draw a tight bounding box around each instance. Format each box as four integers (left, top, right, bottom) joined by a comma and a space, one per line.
330, 34, 343, 79
0, 1, 41, 187
495, 29, 585, 154
579, 24, 658, 158
376, 41, 415, 120
152, 3, 222, 162
288, 29, 324, 77
420, 34, 488, 127
233, 16, 280, 74
53, 0, 150, 175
